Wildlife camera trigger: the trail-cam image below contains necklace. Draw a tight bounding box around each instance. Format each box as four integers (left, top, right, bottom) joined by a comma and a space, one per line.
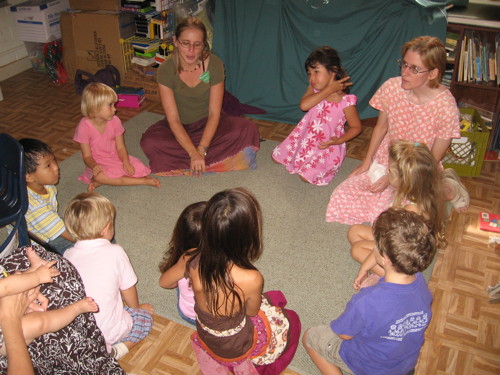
181, 63, 200, 73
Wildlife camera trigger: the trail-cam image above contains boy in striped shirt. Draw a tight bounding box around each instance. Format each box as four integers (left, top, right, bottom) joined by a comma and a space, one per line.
20, 139, 74, 254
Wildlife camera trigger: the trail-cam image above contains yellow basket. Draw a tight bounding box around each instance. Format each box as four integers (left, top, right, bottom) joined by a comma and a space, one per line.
442, 108, 489, 177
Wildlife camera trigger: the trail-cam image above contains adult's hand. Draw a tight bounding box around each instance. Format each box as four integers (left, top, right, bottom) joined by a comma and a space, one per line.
190, 152, 206, 177
0, 289, 37, 375
349, 160, 371, 177
368, 175, 390, 193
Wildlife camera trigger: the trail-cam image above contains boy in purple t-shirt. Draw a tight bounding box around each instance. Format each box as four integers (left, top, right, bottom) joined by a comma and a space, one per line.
303, 208, 436, 375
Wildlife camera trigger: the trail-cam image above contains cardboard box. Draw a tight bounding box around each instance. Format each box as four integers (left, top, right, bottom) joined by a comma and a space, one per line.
69, 0, 121, 11
61, 11, 135, 81
10, 0, 70, 43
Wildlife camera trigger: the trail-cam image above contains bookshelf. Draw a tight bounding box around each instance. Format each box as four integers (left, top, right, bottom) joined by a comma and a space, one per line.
446, 22, 500, 150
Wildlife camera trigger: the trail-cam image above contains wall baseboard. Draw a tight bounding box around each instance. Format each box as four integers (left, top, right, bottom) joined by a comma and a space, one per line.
0, 57, 32, 82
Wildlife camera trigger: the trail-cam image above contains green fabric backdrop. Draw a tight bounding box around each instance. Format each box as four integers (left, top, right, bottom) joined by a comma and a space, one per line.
213, 0, 453, 123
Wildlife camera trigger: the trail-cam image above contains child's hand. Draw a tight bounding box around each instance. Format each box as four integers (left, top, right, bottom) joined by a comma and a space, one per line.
328, 75, 352, 93
92, 165, 103, 176
139, 303, 154, 314
34, 260, 60, 284
123, 162, 135, 176
319, 137, 343, 149
353, 269, 368, 291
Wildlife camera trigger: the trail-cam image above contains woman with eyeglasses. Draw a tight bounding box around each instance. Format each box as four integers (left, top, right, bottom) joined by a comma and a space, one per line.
140, 18, 260, 177
326, 35, 466, 225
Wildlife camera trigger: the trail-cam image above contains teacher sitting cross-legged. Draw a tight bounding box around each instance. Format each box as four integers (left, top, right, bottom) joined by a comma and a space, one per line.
140, 17, 261, 177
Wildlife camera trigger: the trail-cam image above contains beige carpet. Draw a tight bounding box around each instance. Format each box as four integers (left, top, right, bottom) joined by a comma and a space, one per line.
56, 112, 431, 374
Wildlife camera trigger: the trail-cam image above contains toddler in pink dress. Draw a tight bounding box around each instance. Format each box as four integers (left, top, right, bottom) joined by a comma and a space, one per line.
272, 46, 361, 185
74, 82, 160, 192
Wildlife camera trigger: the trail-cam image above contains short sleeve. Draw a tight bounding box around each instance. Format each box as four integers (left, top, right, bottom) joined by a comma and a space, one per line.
116, 246, 138, 291
435, 92, 460, 139
369, 78, 392, 113
73, 118, 91, 144
208, 54, 225, 86
109, 116, 125, 137
157, 56, 176, 88
342, 94, 358, 109
330, 293, 366, 337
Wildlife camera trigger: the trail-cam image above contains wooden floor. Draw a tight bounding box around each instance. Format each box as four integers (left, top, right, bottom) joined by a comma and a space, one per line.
1, 70, 499, 374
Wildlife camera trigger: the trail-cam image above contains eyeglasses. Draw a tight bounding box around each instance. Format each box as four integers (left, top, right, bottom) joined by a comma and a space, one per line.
178, 40, 204, 50
397, 59, 431, 75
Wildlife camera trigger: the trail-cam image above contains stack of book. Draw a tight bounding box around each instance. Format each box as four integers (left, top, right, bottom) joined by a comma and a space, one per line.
130, 38, 162, 66
122, 0, 153, 13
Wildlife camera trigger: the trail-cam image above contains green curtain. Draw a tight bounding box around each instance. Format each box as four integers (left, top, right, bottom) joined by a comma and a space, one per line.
213, 0, 453, 123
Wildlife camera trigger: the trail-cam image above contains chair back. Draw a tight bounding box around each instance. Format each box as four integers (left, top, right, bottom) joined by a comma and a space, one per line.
0, 133, 30, 254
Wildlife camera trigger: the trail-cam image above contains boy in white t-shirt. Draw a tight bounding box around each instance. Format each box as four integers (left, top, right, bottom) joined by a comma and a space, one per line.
63, 192, 154, 359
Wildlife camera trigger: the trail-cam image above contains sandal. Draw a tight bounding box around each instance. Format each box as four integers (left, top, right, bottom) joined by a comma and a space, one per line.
442, 168, 470, 212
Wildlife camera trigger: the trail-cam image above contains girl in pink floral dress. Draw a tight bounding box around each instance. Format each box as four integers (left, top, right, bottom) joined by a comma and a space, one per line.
272, 46, 361, 186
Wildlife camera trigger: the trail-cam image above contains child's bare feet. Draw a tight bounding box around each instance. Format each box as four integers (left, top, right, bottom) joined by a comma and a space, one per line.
145, 176, 160, 188
73, 297, 99, 315
87, 179, 102, 192
27, 247, 46, 269
139, 303, 154, 314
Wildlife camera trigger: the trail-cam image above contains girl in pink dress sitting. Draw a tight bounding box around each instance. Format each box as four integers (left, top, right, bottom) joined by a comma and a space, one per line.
272, 46, 361, 185
74, 82, 160, 192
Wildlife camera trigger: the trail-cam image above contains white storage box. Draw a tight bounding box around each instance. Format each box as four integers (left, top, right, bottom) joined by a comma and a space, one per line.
10, 0, 70, 43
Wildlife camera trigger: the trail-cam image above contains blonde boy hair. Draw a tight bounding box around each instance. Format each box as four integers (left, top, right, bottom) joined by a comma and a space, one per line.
401, 36, 446, 89
64, 192, 116, 241
81, 82, 118, 118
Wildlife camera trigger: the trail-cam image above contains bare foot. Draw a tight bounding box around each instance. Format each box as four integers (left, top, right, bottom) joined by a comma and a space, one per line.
73, 297, 99, 314
27, 247, 47, 269
145, 177, 160, 188
87, 179, 102, 192
139, 303, 154, 314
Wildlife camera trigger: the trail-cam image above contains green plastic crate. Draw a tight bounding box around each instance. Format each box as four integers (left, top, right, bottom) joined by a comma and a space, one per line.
442, 108, 489, 177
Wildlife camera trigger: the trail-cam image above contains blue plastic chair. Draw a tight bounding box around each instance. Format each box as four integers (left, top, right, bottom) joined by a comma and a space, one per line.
0, 133, 30, 254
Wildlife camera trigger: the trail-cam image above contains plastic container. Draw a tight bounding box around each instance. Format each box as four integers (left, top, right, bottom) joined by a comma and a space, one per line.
442, 108, 490, 177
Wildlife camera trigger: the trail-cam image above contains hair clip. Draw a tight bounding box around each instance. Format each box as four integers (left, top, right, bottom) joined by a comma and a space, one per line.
414, 142, 419, 146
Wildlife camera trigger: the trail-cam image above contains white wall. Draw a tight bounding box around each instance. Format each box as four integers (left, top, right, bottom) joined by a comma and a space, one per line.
0, 0, 31, 81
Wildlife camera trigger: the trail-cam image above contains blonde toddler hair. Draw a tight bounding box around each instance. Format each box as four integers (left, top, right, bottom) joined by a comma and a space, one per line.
81, 82, 118, 118
64, 192, 116, 241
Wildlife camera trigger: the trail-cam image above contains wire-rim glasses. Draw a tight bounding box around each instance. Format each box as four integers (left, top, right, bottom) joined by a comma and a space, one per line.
397, 59, 431, 75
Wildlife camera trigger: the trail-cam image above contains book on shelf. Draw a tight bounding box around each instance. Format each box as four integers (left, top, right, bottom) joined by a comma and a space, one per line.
457, 30, 499, 84
131, 56, 157, 66
446, 31, 459, 48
